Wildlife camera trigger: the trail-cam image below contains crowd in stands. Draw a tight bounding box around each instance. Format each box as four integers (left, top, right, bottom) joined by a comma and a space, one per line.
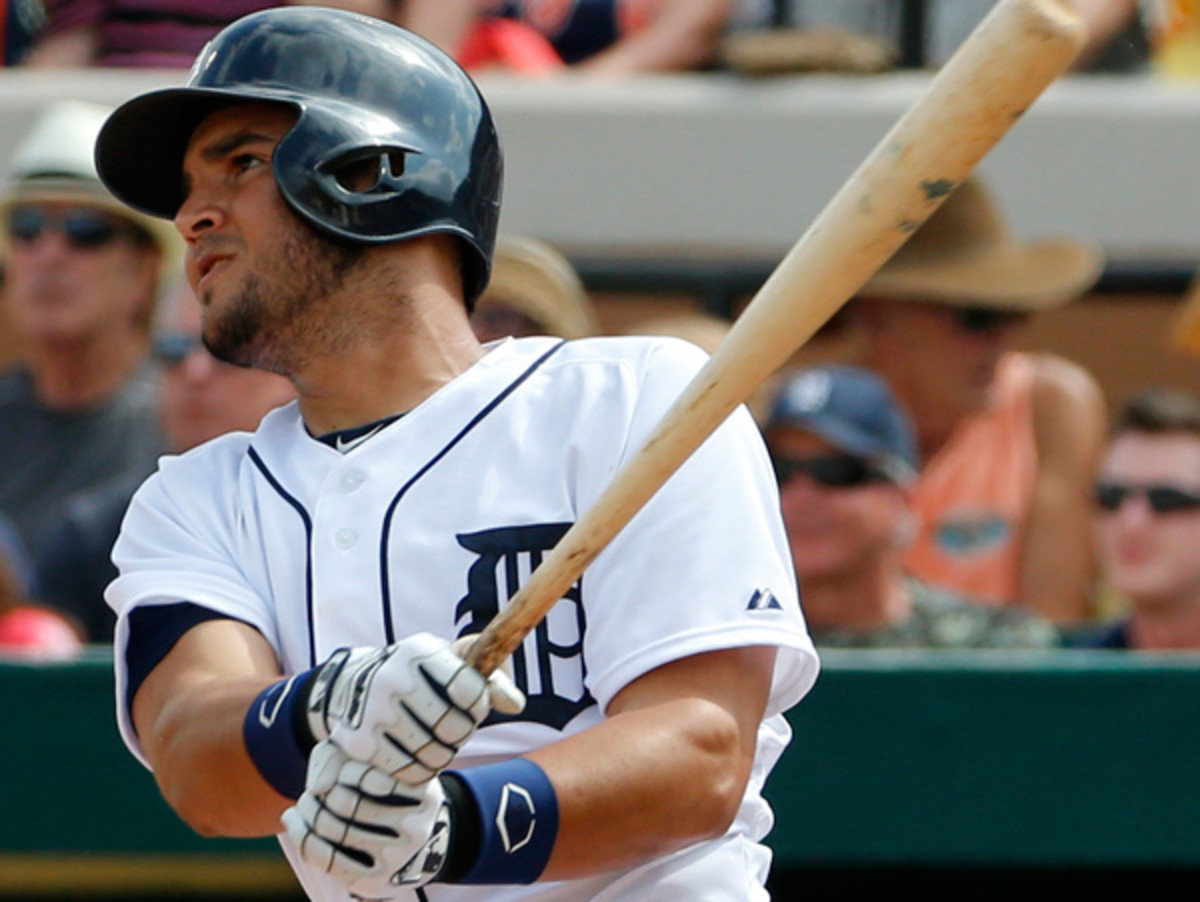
0, 2, 1197, 659
0, 1, 1158, 74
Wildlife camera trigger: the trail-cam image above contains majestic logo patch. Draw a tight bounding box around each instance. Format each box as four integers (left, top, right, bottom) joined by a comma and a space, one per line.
455, 524, 595, 730
746, 588, 782, 611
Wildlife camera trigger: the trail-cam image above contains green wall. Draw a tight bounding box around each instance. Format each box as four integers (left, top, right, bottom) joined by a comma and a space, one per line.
6, 647, 1200, 894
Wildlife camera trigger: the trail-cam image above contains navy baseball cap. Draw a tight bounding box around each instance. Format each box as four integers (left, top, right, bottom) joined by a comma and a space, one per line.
766, 365, 919, 482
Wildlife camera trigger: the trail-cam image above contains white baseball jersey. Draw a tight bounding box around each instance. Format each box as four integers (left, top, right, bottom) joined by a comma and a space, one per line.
108, 335, 819, 901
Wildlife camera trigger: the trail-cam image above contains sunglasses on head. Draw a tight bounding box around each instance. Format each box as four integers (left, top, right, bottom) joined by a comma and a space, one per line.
772, 453, 892, 489
8, 206, 137, 250
950, 306, 1029, 334
151, 333, 206, 367
1094, 480, 1200, 515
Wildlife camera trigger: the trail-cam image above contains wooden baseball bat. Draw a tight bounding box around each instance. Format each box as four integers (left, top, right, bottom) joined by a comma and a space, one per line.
467, 0, 1085, 676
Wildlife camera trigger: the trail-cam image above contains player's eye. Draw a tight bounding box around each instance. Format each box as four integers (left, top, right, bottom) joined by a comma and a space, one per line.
232, 153, 265, 174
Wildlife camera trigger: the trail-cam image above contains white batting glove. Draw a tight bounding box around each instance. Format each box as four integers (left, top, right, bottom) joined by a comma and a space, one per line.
282, 741, 451, 898
304, 632, 524, 783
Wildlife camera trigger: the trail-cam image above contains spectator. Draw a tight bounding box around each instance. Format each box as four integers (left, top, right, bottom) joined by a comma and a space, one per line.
464, 0, 740, 74
470, 234, 598, 341
765, 364, 1058, 648
25, 0, 277, 67
776, 0, 1147, 72
922, 0, 1148, 72
24, 1, 424, 68
1075, 387, 1200, 650
850, 175, 1107, 625
35, 279, 295, 643
0, 511, 81, 658
2, 0, 44, 64
0, 100, 181, 560
392, 0, 484, 57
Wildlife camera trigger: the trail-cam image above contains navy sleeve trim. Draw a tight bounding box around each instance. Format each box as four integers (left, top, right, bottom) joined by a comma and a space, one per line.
124, 602, 255, 731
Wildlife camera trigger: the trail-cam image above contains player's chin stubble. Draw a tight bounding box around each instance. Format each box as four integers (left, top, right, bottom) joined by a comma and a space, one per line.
203, 227, 365, 376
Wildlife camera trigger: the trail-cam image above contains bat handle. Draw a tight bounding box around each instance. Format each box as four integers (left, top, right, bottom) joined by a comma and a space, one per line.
464, 629, 508, 677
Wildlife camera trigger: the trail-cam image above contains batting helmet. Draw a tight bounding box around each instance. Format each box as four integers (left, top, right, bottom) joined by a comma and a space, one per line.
94, 7, 503, 305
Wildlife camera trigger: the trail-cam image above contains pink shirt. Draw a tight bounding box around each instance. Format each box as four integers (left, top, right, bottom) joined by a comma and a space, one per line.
905, 352, 1038, 605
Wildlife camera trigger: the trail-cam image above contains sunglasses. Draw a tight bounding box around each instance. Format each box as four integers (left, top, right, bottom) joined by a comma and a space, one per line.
1094, 480, 1200, 515
8, 206, 138, 249
772, 453, 892, 489
950, 306, 1030, 334
151, 333, 206, 367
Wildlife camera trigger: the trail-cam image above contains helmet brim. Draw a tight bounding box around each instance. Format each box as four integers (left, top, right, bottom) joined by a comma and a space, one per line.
95, 87, 297, 221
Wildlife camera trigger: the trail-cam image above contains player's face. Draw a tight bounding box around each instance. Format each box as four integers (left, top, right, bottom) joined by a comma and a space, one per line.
174, 103, 364, 375
3, 201, 158, 345
770, 428, 909, 582
1094, 432, 1200, 609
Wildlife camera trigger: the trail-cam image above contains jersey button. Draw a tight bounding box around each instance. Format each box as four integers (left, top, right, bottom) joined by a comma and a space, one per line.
334, 529, 358, 549
340, 471, 365, 492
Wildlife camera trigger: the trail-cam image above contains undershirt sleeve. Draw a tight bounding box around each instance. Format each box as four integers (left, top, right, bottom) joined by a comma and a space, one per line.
123, 601, 257, 731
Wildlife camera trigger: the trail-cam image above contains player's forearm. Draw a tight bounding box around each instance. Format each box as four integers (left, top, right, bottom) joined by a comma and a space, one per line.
143, 677, 292, 838
526, 696, 752, 879
23, 28, 99, 67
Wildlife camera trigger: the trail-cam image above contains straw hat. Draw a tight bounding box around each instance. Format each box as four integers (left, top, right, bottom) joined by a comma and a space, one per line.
1172, 269, 1200, 357
861, 176, 1103, 311
478, 235, 597, 339
0, 100, 182, 273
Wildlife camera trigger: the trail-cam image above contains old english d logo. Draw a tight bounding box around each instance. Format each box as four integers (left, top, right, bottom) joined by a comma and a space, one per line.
455, 524, 595, 730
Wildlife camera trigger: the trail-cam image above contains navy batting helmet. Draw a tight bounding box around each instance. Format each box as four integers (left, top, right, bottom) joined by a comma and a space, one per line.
94, 7, 502, 305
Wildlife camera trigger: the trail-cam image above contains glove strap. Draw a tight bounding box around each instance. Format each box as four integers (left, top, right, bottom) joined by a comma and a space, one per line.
303, 645, 385, 742
393, 797, 455, 886
440, 758, 559, 885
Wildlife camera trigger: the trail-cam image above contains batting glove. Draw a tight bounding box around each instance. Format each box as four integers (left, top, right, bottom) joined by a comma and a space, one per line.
282, 740, 451, 898
304, 632, 524, 783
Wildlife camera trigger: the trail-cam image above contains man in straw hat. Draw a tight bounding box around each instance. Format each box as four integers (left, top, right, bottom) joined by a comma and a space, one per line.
849, 175, 1106, 624
0, 99, 182, 559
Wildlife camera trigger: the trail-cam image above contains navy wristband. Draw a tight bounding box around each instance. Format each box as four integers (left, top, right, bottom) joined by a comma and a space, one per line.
242, 671, 316, 799
445, 758, 559, 885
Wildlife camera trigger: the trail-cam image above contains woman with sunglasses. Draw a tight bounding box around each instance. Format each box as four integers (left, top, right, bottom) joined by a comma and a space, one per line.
1076, 388, 1200, 650
845, 176, 1107, 626
765, 365, 1059, 649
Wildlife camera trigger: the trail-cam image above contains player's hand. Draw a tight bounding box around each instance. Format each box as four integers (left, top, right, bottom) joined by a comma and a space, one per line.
282, 741, 451, 898
305, 632, 524, 782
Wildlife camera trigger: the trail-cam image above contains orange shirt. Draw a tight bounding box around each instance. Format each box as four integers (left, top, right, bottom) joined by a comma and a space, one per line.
904, 352, 1038, 605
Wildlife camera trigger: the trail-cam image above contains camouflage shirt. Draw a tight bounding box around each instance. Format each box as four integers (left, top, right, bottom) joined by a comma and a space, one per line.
810, 578, 1060, 649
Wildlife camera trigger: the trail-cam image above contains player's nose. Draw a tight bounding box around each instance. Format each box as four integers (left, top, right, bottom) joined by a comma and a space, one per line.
174, 185, 226, 242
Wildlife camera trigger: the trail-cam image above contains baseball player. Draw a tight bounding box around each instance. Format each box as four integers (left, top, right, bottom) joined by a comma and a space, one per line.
94, 8, 818, 900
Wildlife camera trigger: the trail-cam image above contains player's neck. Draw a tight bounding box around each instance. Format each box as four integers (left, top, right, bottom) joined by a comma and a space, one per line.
293, 291, 484, 435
